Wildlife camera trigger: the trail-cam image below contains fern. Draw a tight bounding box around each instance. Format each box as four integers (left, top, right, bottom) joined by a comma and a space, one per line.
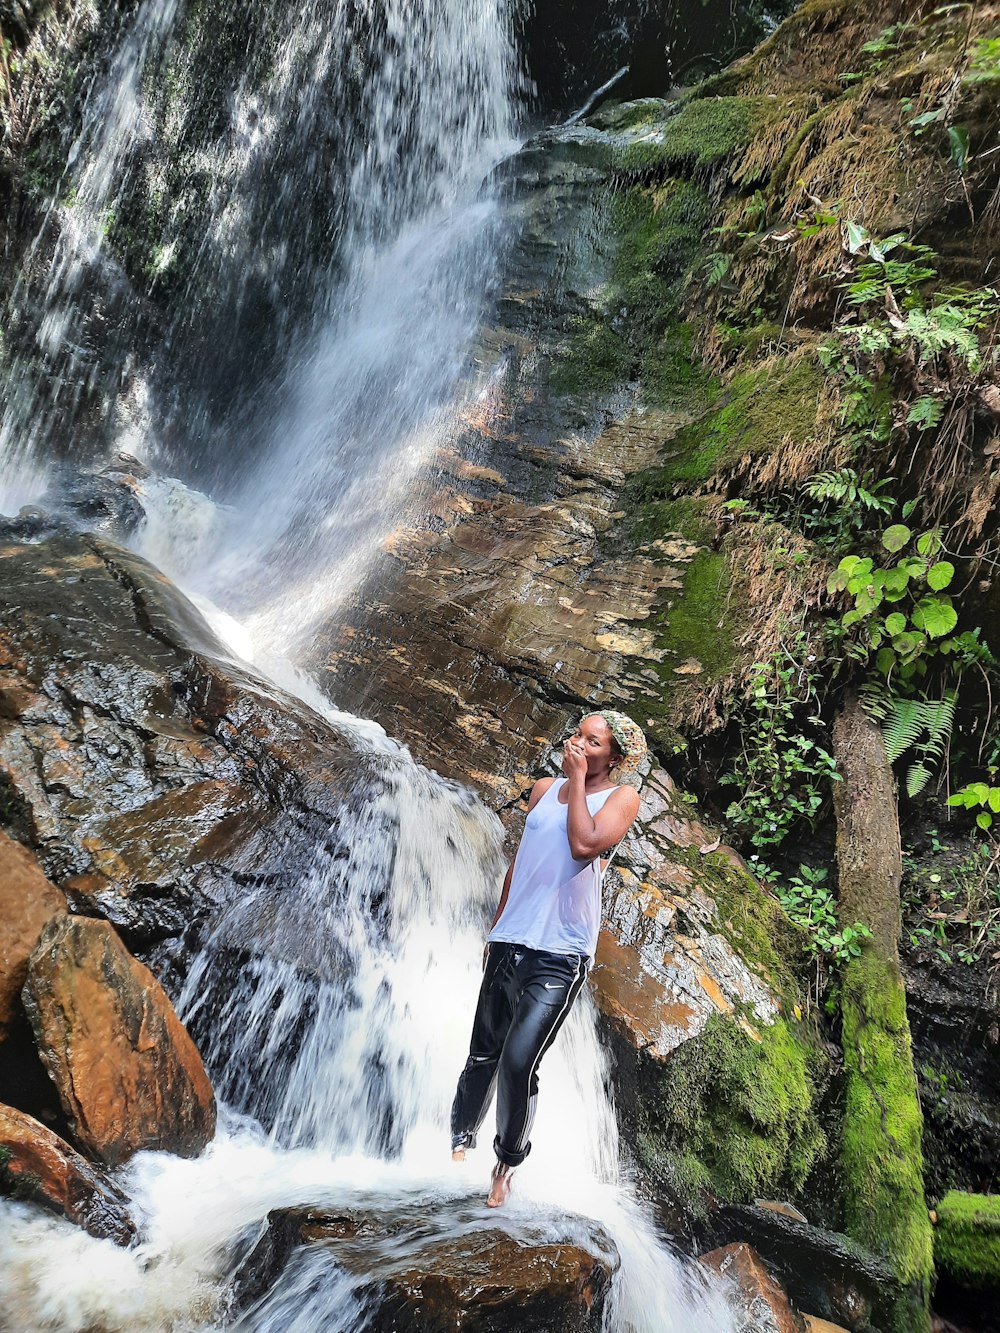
804, 467, 894, 513
883, 697, 925, 765
861, 687, 956, 794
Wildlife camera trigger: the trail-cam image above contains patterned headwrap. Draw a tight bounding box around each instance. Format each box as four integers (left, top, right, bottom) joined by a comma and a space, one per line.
590, 710, 647, 785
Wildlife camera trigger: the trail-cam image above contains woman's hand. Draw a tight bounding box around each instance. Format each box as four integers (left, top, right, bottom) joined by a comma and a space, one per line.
562, 737, 588, 780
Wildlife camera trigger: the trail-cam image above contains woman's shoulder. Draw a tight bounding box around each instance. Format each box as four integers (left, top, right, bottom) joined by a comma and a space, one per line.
526, 775, 559, 810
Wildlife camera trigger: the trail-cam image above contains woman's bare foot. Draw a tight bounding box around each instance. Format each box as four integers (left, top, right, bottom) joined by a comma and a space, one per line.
451, 1147, 466, 1162
486, 1162, 514, 1208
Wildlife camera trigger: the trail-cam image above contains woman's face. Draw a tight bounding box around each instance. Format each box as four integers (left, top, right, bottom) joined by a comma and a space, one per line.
571, 715, 619, 772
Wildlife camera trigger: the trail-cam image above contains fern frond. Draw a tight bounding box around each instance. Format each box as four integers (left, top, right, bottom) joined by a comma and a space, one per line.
883, 698, 923, 764
906, 761, 932, 798
917, 690, 956, 765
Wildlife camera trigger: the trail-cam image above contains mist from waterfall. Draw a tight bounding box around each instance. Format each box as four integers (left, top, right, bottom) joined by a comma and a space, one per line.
0, 0, 739, 1327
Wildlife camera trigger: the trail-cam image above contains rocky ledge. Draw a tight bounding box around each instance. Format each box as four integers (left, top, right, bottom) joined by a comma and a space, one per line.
234, 1202, 618, 1332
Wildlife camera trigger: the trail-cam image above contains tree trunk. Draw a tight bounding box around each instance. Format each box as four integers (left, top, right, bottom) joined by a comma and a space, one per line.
832, 695, 933, 1333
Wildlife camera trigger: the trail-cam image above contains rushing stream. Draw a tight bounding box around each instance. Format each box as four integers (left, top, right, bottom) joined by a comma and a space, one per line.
1, 0, 739, 1327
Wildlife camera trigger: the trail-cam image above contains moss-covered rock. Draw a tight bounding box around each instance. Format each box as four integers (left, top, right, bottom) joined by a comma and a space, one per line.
635, 1012, 828, 1209
615, 95, 813, 180
933, 1191, 1000, 1290
840, 952, 934, 1328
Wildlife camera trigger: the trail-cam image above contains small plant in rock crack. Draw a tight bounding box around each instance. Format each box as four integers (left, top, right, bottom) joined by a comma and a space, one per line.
719, 639, 840, 850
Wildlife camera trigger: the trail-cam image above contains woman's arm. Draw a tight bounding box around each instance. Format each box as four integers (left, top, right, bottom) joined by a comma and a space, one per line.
563, 746, 640, 859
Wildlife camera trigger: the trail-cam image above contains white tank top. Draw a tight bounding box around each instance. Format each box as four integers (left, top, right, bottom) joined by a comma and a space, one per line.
488, 778, 618, 960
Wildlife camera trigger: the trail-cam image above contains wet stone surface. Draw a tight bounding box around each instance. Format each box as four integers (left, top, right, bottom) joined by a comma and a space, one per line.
0, 532, 385, 970
235, 1201, 618, 1332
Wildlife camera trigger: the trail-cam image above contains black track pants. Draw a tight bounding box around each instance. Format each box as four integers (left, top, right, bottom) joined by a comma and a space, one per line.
450, 941, 588, 1168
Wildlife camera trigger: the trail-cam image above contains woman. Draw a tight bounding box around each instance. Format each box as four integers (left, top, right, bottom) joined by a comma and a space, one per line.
450, 710, 646, 1207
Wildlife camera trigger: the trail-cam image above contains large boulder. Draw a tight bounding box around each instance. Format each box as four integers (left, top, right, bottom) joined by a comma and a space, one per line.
0, 831, 66, 1119
0, 831, 65, 1032
0, 1102, 136, 1244
701, 1242, 805, 1333
235, 1203, 617, 1331
22, 915, 215, 1165
0, 533, 391, 972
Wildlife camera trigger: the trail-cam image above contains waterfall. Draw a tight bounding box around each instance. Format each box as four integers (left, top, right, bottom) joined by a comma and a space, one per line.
0, 0, 738, 1327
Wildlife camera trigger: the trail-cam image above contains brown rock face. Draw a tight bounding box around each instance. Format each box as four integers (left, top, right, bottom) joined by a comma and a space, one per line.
0, 830, 65, 1032
0, 534, 376, 962
0, 831, 67, 1118
237, 1204, 616, 1332
0, 1102, 136, 1244
22, 915, 216, 1165
702, 1243, 805, 1333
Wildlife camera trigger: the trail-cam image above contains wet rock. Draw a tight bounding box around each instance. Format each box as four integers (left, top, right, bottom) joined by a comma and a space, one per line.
802, 1320, 850, 1333
591, 768, 779, 1060
712, 1204, 899, 1332
0, 506, 65, 542
0, 1102, 136, 1244
0, 830, 65, 1035
22, 915, 215, 1165
0, 831, 67, 1121
903, 947, 1000, 1199
0, 533, 378, 964
701, 1242, 804, 1333
235, 1202, 616, 1331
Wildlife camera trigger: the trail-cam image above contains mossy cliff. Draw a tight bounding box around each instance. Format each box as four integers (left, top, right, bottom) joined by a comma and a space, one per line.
564, 1, 1000, 1327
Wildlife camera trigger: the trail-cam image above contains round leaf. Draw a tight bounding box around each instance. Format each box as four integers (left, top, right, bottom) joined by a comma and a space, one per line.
891, 631, 924, 660
882, 524, 911, 552
976, 811, 993, 831
916, 530, 942, 558
926, 560, 955, 590
884, 612, 907, 636
875, 646, 896, 675
911, 595, 958, 639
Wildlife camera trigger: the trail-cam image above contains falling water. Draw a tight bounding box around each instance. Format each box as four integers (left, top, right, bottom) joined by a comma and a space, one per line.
0, 0, 738, 1327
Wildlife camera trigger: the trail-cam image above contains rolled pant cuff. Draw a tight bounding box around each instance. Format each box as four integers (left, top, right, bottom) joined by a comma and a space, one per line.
452, 1131, 477, 1152
494, 1135, 530, 1168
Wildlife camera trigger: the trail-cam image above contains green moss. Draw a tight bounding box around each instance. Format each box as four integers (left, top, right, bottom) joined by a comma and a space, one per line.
934, 1191, 1000, 1289
840, 951, 933, 1324
549, 319, 632, 398
549, 182, 714, 410
655, 351, 825, 486
656, 550, 736, 677
705, 858, 809, 1005
615, 96, 796, 176
639, 1013, 828, 1206
588, 98, 672, 132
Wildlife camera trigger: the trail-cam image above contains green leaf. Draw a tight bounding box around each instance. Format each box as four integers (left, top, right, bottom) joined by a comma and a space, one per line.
910, 107, 946, 129
884, 612, 907, 636
911, 595, 958, 638
990, 788, 1000, 813
906, 395, 943, 430
875, 646, 897, 675
948, 124, 971, 172
882, 524, 911, 552
844, 220, 870, 253
891, 631, 924, 660
916, 530, 942, 558
926, 560, 955, 590
976, 811, 993, 830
